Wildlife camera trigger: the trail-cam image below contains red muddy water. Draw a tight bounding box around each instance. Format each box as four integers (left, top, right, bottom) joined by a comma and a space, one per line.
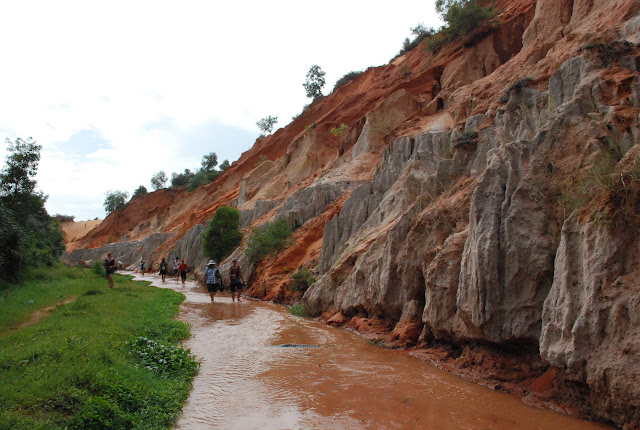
129, 273, 611, 430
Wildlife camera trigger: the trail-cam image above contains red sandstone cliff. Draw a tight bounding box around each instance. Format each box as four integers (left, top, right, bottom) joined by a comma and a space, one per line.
66, 0, 640, 427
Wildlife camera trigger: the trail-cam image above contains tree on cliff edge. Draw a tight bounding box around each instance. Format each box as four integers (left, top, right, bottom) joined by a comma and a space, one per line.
435, 0, 496, 37
303, 65, 326, 100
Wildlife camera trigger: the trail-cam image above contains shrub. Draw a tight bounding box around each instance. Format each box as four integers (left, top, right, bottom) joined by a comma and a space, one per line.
133, 185, 147, 197
257, 116, 278, 136
289, 304, 309, 318
289, 268, 316, 292
128, 336, 199, 376
254, 155, 268, 167
150, 171, 167, 190
436, 0, 496, 38
330, 124, 350, 138
202, 206, 243, 263
397, 24, 436, 56
332, 70, 363, 92
245, 218, 293, 263
92, 260, 104, 276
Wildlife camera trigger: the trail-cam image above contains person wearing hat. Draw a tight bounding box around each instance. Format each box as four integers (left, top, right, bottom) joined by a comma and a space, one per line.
228, 258, 245, 302
204, 260, 222, 302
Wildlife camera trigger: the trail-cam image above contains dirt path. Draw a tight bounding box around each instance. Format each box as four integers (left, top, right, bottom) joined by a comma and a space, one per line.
3, 296, 79, 334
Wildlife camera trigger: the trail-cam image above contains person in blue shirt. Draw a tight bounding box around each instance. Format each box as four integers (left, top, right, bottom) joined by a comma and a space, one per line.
204, 260, 223, 302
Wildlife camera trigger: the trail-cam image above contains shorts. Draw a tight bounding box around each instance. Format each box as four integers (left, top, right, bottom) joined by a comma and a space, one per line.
229, 281, 243, 293
180, 271, 187, 280
207, 283, 223, 293
160, 269, 167, 275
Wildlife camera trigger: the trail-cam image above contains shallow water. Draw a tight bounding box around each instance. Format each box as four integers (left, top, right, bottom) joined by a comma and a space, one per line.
129, 273, 611, 430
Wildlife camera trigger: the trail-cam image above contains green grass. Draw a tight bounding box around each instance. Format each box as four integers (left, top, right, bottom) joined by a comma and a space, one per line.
0, 264, 198, 429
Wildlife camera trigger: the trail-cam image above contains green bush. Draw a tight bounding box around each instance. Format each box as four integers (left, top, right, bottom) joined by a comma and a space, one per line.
289, 303, 309, 318
332, 70, 363, 92
289, 268, 316, 292
330, 124, 349, 138
92, 260, 104, 276
128, 336, 199, 376
436, 0, 496, 38
202, 206, 243, 263
245, 218, 293, 263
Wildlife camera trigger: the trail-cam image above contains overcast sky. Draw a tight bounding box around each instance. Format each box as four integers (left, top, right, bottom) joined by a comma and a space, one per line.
0, 1, 442, 221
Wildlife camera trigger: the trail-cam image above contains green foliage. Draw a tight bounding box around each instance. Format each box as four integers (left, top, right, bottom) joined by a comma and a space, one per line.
0, 137, 64, 281
303, 65, 326, 100
133, 185, 147, 197
0, 205, 27, 282
332, 70, 363, 92
398, 24, 436, 56
92, 259, 104, 276
202, 206, 243, 263
254, 154, 268, 167
435, 0, 496, 38
128, 336, 199, 375
330, 124, 350, 138
289, 303, 309, 318
103, 190, 129, 215
150, 170, 167, 190
245, 218, 293, 263
171, 169, 195, 188
288, 268, 316, 293
186, 169, 220, 192
257, 115, 278, 136
218, 159, 230, 172
0, 266, 197, 429
52, 214, 75, 223
201, 152, 218, 172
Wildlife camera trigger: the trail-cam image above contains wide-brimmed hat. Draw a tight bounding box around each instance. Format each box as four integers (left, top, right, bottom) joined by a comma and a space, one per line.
207, 260, 216, 266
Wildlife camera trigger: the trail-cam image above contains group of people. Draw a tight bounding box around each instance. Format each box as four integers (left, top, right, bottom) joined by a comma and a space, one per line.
204, 258, 245, 302
106, 253, 245, 301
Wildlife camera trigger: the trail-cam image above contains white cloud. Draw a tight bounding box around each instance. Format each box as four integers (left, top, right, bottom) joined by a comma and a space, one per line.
0, 0, 442, 220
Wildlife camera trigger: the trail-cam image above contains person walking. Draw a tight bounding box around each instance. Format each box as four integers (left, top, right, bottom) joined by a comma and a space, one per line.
174, 257, 180, 283
228, 258, 245, 302
104, 252, 117, 289
159, 258, 168, 282
178, 259, 188, 287
204, 260, 223, 302
140, 259, 146, 277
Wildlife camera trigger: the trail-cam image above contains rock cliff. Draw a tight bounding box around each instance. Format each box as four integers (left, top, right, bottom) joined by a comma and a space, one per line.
65, 0, 640, 426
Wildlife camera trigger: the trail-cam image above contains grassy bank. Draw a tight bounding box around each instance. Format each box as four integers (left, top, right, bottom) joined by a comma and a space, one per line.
0, 265, 198, 429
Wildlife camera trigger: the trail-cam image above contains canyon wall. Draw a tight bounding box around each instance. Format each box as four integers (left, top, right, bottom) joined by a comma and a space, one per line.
65, 0, 640, 426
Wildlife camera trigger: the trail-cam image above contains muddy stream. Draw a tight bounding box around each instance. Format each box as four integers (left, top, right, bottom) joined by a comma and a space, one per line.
130, 273, 610, 430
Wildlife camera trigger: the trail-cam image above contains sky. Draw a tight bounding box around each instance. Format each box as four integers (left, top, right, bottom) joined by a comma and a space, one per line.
0, 1, 442, 221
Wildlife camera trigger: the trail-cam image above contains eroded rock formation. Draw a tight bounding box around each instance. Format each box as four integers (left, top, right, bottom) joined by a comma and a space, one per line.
65, 0, 640, 426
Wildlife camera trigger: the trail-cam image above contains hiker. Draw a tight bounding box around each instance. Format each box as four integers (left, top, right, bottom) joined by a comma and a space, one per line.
228, 258, 245, 302
204, 260, 223, 302
159, 258, 168, 282
104, 252, 117, 288
178, 259, 188, 286
140, 259, 145, 276
174, 257, 180, 283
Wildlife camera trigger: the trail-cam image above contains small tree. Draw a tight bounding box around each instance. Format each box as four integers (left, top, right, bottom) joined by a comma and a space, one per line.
201, 152, 218, 172
133, 185, 147, 197
218, 159, 230, 172
245, 218, 293, 263
202, 206, 243, 262
303, 65, 326, 100
257, 116, 278, 137
150, 171, 167, 190
104, 190, 129, 215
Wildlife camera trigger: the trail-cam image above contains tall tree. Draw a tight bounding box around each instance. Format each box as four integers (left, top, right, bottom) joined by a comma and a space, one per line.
104, 190, 129, 215
150, 171, 167, 190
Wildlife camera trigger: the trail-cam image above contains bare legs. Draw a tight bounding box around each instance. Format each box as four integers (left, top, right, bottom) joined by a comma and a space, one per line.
107, 273, 114, 289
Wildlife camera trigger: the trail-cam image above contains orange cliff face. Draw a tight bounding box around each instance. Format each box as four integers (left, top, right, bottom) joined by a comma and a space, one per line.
65, 1, 640, 427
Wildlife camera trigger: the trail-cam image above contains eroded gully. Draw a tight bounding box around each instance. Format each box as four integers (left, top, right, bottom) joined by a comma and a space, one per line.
129, 273, 610, 430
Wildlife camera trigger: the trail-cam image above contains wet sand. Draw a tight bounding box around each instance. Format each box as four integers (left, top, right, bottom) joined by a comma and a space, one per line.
129, 273, 611, 430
